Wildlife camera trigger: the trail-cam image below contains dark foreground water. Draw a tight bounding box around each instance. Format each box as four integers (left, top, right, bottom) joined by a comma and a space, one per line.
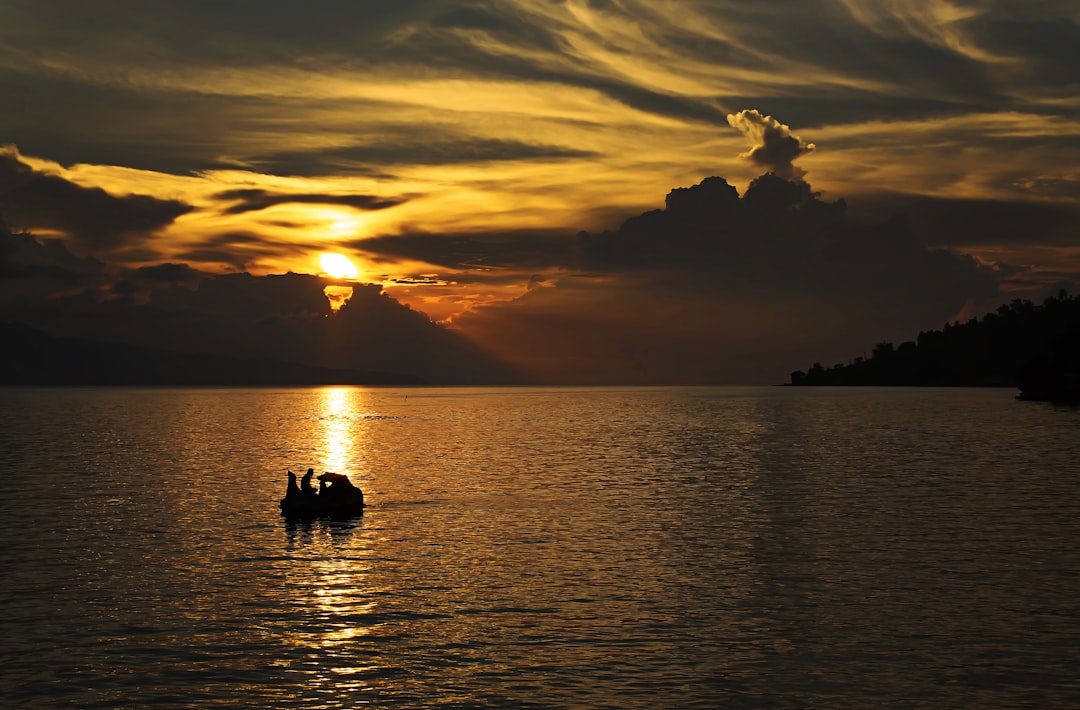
1, 386, 1078, 708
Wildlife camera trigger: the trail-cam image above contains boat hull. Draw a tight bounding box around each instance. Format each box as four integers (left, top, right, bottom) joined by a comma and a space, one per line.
279, 473, 366, 520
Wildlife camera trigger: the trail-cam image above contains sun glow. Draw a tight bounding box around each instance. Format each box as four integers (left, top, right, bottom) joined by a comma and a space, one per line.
321, 252, 358, 279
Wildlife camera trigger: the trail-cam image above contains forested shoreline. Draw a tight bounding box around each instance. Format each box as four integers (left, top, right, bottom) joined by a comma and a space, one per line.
789, 290, 1080, 396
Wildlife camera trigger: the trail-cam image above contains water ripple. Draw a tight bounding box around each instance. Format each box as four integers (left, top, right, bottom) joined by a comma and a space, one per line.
1, 386, 1078, 707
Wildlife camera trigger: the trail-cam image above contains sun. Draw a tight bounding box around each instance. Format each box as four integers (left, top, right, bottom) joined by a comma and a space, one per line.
320, 252, 358, 279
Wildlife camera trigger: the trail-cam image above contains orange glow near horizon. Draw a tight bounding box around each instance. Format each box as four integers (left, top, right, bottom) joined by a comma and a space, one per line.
324, 285, 354, 312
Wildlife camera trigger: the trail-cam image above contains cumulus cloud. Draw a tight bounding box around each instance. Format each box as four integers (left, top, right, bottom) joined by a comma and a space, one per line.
575, 173, 995, 307
454, 172, 1004, 384
726, 110, 816, 179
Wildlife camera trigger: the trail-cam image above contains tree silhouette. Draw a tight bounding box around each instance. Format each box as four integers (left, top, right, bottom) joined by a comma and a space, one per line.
789, 290, 1080, 399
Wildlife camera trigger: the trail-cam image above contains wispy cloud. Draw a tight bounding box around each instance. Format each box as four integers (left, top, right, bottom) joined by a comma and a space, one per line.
1, 1, 1079, 382
213, 188, 406, 215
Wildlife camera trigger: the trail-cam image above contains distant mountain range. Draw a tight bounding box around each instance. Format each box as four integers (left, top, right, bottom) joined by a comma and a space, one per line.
789, 290, 1080, 402
0, 322, 427, 386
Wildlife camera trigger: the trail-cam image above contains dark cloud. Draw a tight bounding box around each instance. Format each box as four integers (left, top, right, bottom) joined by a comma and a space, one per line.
131, 262, 203, 284
150, 272, 335, 318
0, 229, 522, 383
351, 229, 576, 272
0, 218, 105, 288
5, 166, 1071, 385
846, 192, 1080, 249
455, 173, 1005, 384
576, 173, 999, 306
585, 82, 730, 127
972, 15, 1080, 88
0, 72, 261, 176
109, 263, 208, 301
768, 5, 1002, 106
0, 0, 443, 68
726, 110, 815, 179
0, 151, 191, 250
391, 275, 444, 286
256, 137, 598, 177
170, 249, 247, 272
2, 2, 1078, 385
214, 188, 406, 215
322, 282, 522, 383
173, 231, 309, 272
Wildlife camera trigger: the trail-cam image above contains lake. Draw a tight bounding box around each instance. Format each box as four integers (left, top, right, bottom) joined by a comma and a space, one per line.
1, 386, 1078, 708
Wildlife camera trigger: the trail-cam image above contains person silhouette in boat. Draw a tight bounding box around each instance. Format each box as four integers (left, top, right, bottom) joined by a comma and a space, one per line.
301, 468, 317, 495
281, 468, 364, 517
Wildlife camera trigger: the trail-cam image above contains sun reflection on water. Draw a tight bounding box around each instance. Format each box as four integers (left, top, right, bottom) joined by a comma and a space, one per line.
281, 525, 383, 700
321, 387, 355, 473
300, 389, 389, 696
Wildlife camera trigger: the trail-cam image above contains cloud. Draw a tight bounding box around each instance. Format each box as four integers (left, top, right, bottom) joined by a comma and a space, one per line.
213, 188, 406, 215
350, 228, 576, 272
130, 262, 205, 284
0, 216, 105, 293
0, 149, 191, 251
5, 164, 1071, 385
846, 191, 1080, 248
149, 272, 338, 319
171, 230, 317, 272
453, 172, 1005, 384
0, 227, 523, 384
2, 4, 1079, 384
726, 110, 816, 179
3, 0, 1076, 249
253, 137, 600, 177
0, 214, 523, 383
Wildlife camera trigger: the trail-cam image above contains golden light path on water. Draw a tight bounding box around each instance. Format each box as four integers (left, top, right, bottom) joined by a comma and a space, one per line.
321, 387, 354, 474
298, 387, 385, 698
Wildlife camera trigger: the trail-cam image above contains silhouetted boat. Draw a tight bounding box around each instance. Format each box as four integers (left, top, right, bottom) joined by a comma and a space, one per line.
280, 471, 366, 519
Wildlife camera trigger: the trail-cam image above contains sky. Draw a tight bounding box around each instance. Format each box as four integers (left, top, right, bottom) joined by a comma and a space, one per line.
2, 0, 1079, 384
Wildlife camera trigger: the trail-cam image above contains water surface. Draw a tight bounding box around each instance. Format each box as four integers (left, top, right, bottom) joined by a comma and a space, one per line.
1, 386, 1078, 707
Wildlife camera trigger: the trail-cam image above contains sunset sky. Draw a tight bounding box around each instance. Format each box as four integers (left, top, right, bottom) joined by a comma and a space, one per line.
2, 1, 1079, 384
